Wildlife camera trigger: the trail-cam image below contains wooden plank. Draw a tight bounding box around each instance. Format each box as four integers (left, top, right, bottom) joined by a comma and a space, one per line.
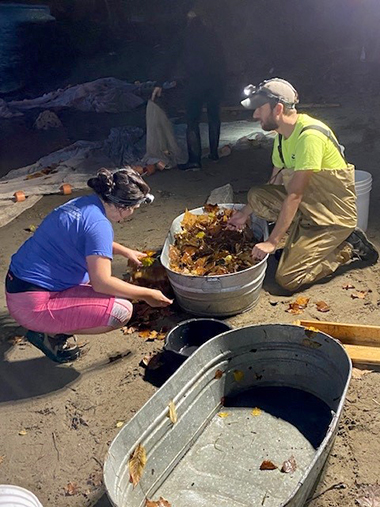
293, 319, 380, 366
343, 344, 380, 366
294, 320, 380, 346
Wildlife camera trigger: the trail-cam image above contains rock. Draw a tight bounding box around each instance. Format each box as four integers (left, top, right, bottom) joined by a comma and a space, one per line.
34, 110, 63, 130
206, 184, 234, 205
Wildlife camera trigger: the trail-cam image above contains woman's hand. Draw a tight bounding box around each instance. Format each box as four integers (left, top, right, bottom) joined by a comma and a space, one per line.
144, 289, 173, 308
123, 248, 147, 267
251, 241, 277, 261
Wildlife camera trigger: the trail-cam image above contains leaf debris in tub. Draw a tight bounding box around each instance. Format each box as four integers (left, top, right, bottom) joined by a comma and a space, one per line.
260, 460, 278, 470
146, 497, 171, 507
129, 443, 147, 488
168, 400, 177, 424
281, 456, 297, 473
218, 412, 229, 418
169, 205, 259, 276
214, 369, 224, 379
233, 370, 244, 383
251, 407, 261, 417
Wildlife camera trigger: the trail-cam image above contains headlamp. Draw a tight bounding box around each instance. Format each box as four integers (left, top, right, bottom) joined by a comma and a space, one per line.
143, 193, 154, 204
243, 84, 256, 96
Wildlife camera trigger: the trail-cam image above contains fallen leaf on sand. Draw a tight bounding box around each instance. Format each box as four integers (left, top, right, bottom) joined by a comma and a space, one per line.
87, 471, 103, 488
129, 443, 147, 488
8, 335, 24, 345
351, 291, 368, 299
65, 482, 79, 496
281, 456, 297, 473
168, 400, 177, 424
260, 460, 278, 470
286, 296, 310, 314
352, 368, 373, 379
116, 421, 124, 428
251, 407, 261, 416
214, 369, 224, 379
146, 497, 171, 507
342, 284, 355, 290
139, 329, 158, 340
18, 429, 27, 436
233, 370, 244, 382
218, 412, 229, 418
122, 326, 138, 335
356, 483, 380, 507
316, 301, 330, 312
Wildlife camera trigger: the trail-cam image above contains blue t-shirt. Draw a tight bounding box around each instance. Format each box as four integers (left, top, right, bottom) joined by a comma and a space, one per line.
10, 194, 114, 291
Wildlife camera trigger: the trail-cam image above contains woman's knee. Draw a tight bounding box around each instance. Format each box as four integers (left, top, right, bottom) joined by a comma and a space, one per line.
107, 298, 133, 328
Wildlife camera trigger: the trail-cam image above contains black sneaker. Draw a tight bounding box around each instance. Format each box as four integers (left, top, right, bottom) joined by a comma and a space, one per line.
25, 331, 80, 363
177, 162, 201, 172
346, 228, 379, 263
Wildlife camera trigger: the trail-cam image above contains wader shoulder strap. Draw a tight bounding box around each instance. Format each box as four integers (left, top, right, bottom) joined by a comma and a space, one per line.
300, 124, 347, 163
278, 134, 285, 167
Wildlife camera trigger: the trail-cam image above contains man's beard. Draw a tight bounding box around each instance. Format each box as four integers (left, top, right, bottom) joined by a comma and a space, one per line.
261, 118, 279, 132
261, 117, 279, 131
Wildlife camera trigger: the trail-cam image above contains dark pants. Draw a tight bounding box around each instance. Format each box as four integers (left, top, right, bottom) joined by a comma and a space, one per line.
185, 84, 221, 165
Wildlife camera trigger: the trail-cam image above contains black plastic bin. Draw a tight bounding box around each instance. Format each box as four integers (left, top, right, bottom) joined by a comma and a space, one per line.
164, 318, 232, 361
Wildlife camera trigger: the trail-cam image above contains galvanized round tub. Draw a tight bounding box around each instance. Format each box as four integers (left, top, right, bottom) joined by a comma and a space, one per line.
160, 204, 269, 317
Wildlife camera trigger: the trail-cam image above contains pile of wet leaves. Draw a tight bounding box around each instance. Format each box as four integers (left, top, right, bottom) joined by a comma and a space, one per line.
169, 205, 259, 276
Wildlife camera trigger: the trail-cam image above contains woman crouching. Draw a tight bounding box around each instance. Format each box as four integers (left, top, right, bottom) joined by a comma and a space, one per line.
5, 168, 172, 363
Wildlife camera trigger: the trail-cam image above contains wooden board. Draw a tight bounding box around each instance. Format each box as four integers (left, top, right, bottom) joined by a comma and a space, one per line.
294, 319, 380, 366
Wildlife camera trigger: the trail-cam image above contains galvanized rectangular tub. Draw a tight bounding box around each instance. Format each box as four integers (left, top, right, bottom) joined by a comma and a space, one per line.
160, 204, 269, 317
104, 324, 351, 507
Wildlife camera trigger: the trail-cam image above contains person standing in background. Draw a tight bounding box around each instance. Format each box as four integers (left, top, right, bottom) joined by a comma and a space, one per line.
152, 5, 226, 171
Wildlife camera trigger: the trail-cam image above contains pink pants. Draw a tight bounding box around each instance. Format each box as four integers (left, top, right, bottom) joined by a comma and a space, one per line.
6, 285, 133, 335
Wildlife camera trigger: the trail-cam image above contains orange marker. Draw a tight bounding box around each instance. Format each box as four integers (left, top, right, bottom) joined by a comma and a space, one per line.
14, 191, 26, 202
60, 183, 72, 195
145, 164, 156, 176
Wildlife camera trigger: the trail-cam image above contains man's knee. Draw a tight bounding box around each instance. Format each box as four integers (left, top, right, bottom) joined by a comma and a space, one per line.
275, 268, 306, 292
247, 186, 264, 210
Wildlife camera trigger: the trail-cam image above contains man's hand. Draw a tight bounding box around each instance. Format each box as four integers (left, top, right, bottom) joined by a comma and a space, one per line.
228, 209, 251, 230
151, 86, 162, 101
144, 289, 173, 308
252, 241, 277, 261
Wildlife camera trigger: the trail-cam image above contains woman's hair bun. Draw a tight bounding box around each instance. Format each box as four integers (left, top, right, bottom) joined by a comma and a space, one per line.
87, 168, 115, 195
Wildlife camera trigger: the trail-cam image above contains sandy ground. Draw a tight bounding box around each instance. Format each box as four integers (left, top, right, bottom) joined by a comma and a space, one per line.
0, 99, 379, 507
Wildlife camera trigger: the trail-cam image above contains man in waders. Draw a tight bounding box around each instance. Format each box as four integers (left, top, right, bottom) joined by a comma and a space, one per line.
229, 78, 378, 292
